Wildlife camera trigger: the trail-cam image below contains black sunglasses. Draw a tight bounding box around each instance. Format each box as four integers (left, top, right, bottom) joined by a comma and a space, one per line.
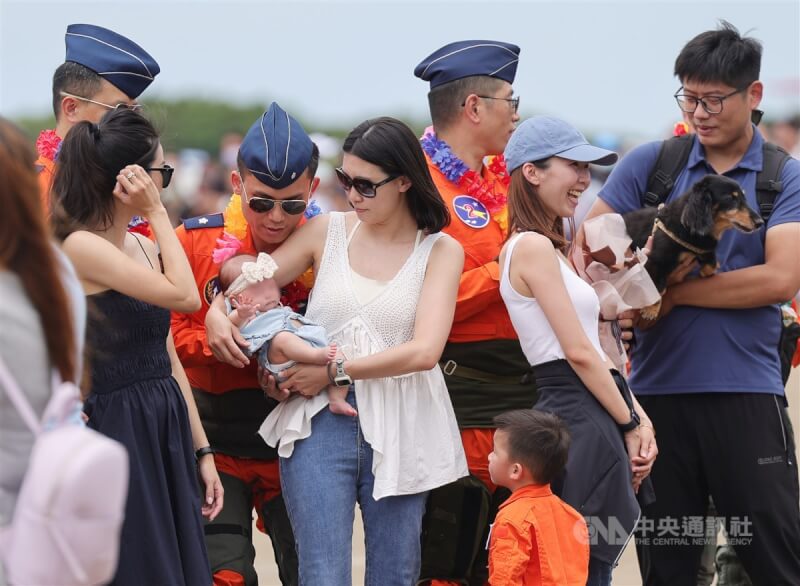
146, 164, 174, 189
240, 182, 307, 215
247, 197, 307, 215
335, 167, 398, 198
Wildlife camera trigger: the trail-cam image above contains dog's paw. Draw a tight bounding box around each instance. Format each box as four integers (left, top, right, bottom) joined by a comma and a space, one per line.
640, 300, 662, 321
699, 263, 719, 277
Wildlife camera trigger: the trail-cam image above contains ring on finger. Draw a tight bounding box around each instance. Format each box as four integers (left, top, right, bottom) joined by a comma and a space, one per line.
126, 171, 136, 180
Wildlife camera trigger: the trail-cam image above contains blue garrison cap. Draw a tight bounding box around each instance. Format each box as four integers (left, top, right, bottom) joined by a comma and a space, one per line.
414, 40, 520, 89
239, 102, 314, 189
65, 24, 159, 99
504, 116, 618, 173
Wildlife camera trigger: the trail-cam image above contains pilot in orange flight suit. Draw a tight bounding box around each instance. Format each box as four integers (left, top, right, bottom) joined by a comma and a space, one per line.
173, 102, 318, 586
36, 24, 159, 237
414, 41, 537, 585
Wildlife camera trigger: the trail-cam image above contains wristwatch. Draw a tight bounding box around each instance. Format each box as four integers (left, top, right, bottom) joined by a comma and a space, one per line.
333, 358, 353, 387
618, 410, 641, 433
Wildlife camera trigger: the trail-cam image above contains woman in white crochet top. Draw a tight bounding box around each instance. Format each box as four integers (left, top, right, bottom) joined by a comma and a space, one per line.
253, 117, 467, 585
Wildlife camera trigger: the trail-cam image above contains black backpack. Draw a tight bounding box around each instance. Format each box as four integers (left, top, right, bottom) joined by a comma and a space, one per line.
644, 135, 799, 383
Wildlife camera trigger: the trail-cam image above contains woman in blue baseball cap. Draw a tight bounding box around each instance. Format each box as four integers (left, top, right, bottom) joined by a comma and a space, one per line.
498, 116, 658, 585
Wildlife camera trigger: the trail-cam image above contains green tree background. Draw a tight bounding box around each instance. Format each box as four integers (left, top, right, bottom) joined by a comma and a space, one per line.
13, 99, 426, 156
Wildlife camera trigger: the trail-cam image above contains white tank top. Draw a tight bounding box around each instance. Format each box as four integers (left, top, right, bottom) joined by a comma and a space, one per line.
500, 232, 605, 366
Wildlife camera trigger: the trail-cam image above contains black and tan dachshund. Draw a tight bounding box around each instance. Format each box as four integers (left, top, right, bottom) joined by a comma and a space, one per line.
623, 174, 763, 315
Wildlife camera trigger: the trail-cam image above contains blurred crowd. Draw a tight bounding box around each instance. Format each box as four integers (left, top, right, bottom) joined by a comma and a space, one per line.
162, 113, 800, 228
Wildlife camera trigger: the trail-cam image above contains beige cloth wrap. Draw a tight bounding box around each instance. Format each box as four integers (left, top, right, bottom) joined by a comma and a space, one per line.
571, 213, 661, 373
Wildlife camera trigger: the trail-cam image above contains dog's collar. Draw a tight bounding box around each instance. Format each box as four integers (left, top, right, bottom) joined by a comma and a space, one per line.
651, 217, 713, 255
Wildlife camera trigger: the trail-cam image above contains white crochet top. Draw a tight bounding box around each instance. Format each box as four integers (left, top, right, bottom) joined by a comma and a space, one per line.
284, 212, 467, 499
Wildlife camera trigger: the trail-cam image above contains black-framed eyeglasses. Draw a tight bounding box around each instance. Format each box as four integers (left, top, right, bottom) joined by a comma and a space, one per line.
59, 91, 144, 112
673, 85, 749, 115
241, 182, 307, 215
463, 95, 520, 114
335, 167, 398, 198
146, 164, 174, 189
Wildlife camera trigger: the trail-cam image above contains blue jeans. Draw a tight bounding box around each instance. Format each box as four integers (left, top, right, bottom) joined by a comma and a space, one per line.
279, 390, 428, 586
587, 557, 613, 586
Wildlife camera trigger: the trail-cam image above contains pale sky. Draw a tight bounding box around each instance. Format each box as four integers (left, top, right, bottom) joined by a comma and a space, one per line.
1, 0, 798, 142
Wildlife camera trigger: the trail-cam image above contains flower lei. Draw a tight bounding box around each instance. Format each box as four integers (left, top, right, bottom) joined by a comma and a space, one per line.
673, 122, 690, 137
36, 129, 62, 162
216, 192, 318, 312
420, 130, 510, 231
37, 129, 151, 236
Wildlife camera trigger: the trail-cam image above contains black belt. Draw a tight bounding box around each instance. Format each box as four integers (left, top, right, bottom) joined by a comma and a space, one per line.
440, 359, 523, 385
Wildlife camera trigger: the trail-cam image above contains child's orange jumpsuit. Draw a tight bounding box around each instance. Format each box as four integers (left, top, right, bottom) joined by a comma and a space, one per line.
488, 483, 590, 585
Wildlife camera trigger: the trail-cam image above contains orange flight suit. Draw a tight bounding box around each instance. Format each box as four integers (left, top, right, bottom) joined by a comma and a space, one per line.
488, 484, 589, 585
36, 153, 56, 212
426, 156, 536, 586
173, 211, 309, 586
428, 156, 522, 490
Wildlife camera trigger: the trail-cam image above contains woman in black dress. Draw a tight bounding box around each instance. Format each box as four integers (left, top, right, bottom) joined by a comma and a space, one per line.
53, 108, 223, 585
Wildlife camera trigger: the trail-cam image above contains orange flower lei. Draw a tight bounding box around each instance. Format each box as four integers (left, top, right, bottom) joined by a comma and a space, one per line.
222, 193, 249, 241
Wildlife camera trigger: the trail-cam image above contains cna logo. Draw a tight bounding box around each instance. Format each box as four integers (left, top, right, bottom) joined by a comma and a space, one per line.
574, 516, 632, 546
576, 514, 754, 547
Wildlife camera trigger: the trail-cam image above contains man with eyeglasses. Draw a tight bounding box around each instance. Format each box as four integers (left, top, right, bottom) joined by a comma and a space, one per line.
412, 40, 534, 586
172, 102, 319, 586
584, 21, 800, 585
36, 24, 159, 216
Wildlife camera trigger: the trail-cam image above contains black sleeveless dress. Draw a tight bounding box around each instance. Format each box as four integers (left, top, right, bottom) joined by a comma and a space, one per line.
84, 289, 211, 586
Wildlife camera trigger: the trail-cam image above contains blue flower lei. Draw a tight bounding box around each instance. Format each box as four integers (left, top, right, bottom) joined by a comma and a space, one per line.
420, 132, 469, 184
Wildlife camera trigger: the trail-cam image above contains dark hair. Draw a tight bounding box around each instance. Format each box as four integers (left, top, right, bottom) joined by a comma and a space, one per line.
237, 142, 320, 183
52, 61, 104, 120
0, 118, 76, 382
506, 162, 574, 252
493, 409, 571, 485
51, 108, 160, 239
674, 21, 762, 89
343, 117, 450, 232
428, 75, 506, 129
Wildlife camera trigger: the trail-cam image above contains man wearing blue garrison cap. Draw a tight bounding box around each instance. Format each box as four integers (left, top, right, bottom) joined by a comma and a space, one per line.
413, 40, 531, 586
36, 24, 160, 213
173, 102, 320, 586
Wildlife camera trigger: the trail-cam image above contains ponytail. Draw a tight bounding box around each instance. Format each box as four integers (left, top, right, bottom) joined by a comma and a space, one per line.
52, 109, 159, 239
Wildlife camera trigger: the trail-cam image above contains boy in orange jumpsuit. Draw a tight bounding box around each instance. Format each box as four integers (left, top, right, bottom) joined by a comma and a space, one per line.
488, 409, 589, 585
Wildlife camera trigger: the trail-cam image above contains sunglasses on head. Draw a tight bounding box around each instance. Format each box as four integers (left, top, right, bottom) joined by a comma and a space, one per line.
241, 182, 307, 215
335, 167, 398, 198
146, 164, 174, 189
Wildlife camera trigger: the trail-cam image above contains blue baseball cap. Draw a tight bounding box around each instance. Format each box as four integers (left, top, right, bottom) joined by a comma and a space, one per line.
65, 24, 159, 99
239, 102, 314, 189
414, 40, 520, 89
504, 116, 618, 173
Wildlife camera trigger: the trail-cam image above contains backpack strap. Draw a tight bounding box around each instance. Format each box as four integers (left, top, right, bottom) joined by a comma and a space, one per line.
756, 142, 790, 223
0, 355, 42, 434
644, 134, 694, 207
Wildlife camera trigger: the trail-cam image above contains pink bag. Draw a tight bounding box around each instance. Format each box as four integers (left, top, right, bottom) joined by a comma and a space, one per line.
0, 356, 128, 586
